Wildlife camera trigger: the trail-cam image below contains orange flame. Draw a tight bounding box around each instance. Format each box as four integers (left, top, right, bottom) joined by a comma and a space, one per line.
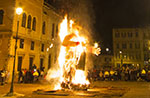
46, 16, 100, 90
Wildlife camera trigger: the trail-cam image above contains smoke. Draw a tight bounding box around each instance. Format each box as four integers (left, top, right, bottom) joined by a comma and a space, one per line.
69, 0, 95, 41
46, 62, 62, 90
60, 0, 96, 71
50, 0, 95, 41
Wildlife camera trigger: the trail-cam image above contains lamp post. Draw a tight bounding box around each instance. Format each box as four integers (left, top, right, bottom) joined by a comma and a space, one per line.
8, 7, 23, 95
119, 50, 123, 67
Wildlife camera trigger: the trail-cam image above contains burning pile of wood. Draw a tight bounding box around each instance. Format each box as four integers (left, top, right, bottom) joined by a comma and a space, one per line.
46, 16, 100, 91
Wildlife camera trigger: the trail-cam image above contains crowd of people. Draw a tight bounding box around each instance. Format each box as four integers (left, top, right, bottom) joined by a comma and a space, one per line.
88, 66, 150, 82
18, 65, 45, 83
0, 65, 45, 85
1, 65, 150, 86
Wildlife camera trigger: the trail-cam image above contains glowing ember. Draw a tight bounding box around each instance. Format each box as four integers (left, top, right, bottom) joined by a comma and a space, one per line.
46, 16, 100, 90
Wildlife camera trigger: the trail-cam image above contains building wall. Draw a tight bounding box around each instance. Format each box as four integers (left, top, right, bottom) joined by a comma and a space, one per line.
94, 54, 114, 69
0, 0, 62, 82
0, 0, 15, 70
113, 28, 145, 68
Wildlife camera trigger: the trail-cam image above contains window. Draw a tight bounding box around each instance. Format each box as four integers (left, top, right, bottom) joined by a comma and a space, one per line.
144, 43, 148, 50
135, 42, 140, 49
122, 43, 127, 49
132, 55, 135, 60
0, 10, 4, 24
27, 15, 32, 29
121, 32, 126, 38
56, 24, 58, 37
115, 32, 120, 37
29, 57, 33, 70
129, 43, 132, 49
17, 56, 22, 71
42, 21, 45, 34
128, 32, 132, 37
144, 54, 148, 61
138, 43, 140, 48
136, 54, 140, 60
116, 43, 119, 49
41, 44, 44, 52
40, 58, 44, 70
48, 54, 51, 69
32, 17, 36, 31
136, 32, 138, 37
129, 54, 131, 59
20, 39, 24, 49
21, 13, 26, 27
52, 23, 55, 38
31, 41, 34, 50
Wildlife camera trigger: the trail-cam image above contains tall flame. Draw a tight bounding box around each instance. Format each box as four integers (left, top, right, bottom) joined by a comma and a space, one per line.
46, 16, 100, 90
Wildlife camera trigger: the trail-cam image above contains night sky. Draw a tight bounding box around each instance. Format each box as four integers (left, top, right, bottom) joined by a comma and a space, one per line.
48, 0, 150, 51
92, 0, 150, 49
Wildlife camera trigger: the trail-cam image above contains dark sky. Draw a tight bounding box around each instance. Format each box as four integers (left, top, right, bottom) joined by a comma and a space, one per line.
92, 0, 150, 49
47, 0, 150, 50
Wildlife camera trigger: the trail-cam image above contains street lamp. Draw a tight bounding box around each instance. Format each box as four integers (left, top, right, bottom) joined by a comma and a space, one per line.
7, 7, 23, 95
119, 50, 123, 67
106, 48, 109, 52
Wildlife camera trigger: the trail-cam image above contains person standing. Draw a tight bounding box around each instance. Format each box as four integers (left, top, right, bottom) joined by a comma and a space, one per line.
0, 69, 5, 85
18, 70, 23, 83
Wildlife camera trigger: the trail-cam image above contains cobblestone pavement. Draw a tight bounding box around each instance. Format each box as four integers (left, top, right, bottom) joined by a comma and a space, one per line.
0, 81, 150, 98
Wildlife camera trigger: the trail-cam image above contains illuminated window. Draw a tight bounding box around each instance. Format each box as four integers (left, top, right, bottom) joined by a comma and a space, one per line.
0, 10, 4, 24
27, 15, 32, 29
21, 13, 26, 27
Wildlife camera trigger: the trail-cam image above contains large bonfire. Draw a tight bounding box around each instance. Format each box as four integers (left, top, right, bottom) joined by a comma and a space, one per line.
46, 16, 100, 90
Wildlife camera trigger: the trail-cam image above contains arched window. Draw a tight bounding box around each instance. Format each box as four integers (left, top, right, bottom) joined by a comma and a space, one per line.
0, 10, 4, 24
42, 21, 46, 34
32, 17, 36, 31
21, 13, 26, 27
27, 15, 32, 29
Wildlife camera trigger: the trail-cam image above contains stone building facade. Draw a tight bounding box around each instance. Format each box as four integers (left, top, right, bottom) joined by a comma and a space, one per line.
112, 27, 150, 68
0, 0, 62, 81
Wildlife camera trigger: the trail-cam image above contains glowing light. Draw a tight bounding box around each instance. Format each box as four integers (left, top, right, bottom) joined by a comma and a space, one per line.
49, 44, 53, 48
119, 50, 122, 54
16, 7, 23, 15
47, 48, 49, 51
106, 48, 109, 52
94, 42, 98, 48
72, 70, 90, 85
